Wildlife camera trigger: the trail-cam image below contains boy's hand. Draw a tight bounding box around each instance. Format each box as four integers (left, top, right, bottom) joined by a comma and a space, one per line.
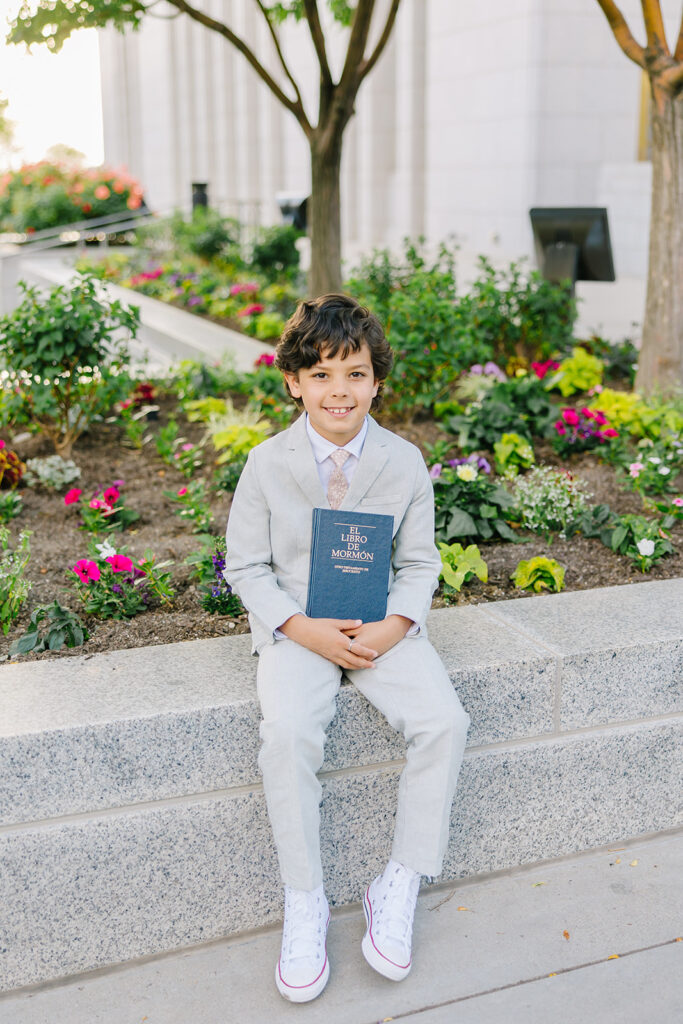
341, 615, 413, 658
279, 615, 378, 669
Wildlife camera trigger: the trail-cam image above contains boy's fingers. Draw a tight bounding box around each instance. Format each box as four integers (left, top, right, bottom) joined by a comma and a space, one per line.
334, 619, 363, 629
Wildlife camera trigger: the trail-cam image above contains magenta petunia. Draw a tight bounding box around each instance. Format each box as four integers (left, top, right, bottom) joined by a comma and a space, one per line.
64, 488, 83, 505
177, 486, 188, 497
561, 408, 579, 426
255, 352, 275, 367
554, 421, 567, 436
106, 554, 134, 573
89, 498, 103, 509
72, 559, 101, 583
602, 428, 619, 438
103, 487, 120, 505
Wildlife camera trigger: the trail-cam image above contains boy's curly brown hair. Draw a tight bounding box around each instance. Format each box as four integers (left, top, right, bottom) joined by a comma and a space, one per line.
275, 293, 393, 409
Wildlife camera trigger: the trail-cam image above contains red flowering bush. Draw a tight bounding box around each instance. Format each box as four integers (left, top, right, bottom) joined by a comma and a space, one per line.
0, 161, 145, 233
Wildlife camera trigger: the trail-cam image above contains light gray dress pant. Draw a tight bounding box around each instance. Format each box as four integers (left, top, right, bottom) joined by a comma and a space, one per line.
256, 634, 471, 890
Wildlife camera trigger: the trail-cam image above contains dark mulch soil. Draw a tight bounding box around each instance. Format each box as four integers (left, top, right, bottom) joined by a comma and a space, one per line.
3, 401, 682, 662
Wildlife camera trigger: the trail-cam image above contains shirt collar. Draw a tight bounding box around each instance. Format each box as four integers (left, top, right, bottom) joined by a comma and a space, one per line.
305, 413, 368, 464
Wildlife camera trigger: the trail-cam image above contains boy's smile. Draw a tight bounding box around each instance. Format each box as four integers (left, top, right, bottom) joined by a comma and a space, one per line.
284, 342, 379, 446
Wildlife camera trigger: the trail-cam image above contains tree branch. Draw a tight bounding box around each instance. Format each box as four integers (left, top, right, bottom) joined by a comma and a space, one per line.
165, 0, 311, 131
303, 0, 333, 87
358, 0, 402, 83
674, 10, 683, 61
338, 0, 376, 95
254, 0, 310, 125
595, 0, 646, 68
660, 61, 683, 91
640, 0, 669, 55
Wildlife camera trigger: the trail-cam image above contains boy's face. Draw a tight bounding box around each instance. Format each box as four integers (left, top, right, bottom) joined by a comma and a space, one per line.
283, 342, 379, 446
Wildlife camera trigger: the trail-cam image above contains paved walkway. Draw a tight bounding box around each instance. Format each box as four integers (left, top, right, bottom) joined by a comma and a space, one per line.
3, 829, 681, 1023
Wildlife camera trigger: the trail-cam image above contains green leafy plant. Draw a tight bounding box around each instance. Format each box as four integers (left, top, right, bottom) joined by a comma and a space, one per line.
250, 224, 302, 277
0, 273, 139, 457
445, 374, 555, 451
165, 481, 214, 533
23, 454, 81, 490
621, 445, 682, 497
438, 542, 488, 600
511, 556, 565, 593
155, 418, 180, 462
0, 526, 31, 634
601, 513, 674, 572
9, 600, 89, 655
582, 335, 638, 385
431, 462, 518, 543
509, 466, 592, 540
0, 490, 23, 523
185, 536, 244, 615
493, 432, 535, 478
201, 399, 272, 464
547, 346, 604, 397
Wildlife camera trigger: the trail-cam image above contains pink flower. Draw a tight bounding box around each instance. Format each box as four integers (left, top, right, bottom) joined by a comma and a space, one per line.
103, 487, 120, 505
629, 462, 644, 478
255, 352, 276, 367
592, 410, 608, 426
580, 407, 594, 419
0, 439, 5, 449
230, 282, 259, 296
672, 497, 683, 507
181, 443, 194, 451
554, 422, 567, 436
106, 554, 134, 573
602, 428, 619, 438
64, 488, 82, 505
112, 479, 125, 487
561, 408, 579, 426
89, 498, 103, 509
72, 559, 101, 583
177, 487, 188, 497
531, 359, 560, 379
238, 303, 264, 317
94, 184, 110, 200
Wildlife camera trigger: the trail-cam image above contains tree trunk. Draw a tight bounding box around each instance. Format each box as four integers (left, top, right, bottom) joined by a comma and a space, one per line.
636, 88, 683, 397
308, 133, 343, 297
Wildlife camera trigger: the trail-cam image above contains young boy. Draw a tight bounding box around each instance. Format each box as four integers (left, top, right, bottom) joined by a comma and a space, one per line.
224, 294, 471, 1003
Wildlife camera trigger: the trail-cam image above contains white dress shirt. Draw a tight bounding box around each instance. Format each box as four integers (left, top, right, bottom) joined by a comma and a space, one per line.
274, 414, 418, 639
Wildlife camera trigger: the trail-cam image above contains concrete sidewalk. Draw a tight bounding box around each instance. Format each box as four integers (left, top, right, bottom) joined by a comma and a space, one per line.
3, 829, 681, 1024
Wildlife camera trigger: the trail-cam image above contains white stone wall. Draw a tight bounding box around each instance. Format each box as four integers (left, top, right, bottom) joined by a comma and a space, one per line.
98, 0, 680, 334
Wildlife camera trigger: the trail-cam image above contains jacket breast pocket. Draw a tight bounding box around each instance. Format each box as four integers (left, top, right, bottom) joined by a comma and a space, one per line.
360, 493, 401, 507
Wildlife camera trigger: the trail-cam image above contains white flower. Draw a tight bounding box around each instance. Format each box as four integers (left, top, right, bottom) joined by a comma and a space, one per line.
648, 456, 661, 464
456, 464, 478, 482
636, 538, 655, 557
658, 466, 671, 475
95, 540, 117, 559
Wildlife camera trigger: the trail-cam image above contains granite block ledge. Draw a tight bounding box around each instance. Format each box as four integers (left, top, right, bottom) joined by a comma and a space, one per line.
1, 719, 680, 992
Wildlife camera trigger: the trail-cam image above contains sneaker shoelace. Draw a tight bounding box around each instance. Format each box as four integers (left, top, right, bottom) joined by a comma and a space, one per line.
282, 890, 326, 964
374, 868, 420, 946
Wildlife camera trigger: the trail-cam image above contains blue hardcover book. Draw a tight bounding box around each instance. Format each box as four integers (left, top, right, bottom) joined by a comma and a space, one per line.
306, 507, 394, 622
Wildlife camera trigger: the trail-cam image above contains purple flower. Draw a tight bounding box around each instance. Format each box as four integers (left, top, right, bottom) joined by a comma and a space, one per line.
429, 463, 443, 479
477, 457, 491, 474
469, 364, 483, 375
187, 296, 202, 307
483, 361, 506, 380
111, 584, 123, 594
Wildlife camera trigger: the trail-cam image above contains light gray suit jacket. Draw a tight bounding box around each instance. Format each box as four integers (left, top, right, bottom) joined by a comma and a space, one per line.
224, 413, 441, 654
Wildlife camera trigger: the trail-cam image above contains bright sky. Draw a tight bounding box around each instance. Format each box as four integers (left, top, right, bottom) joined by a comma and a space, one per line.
0, 0, 103, 167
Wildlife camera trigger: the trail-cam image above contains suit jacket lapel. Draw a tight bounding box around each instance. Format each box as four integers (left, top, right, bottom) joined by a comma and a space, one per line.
343, 416, 389, 510
285, 413, 327, 508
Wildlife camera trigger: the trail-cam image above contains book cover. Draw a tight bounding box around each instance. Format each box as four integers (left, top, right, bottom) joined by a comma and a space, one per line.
306, 507, 394, 622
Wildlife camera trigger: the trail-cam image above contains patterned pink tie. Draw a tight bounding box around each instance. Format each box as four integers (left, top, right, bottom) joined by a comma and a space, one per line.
327, 449, 350, 509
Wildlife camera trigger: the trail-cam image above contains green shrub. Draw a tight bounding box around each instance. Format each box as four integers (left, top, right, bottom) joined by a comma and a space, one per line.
0, 273, 138, 457
601, 513, 674, 572
456, 256, 576, 364
250, 224, 302, 277
23, 455, 81, 491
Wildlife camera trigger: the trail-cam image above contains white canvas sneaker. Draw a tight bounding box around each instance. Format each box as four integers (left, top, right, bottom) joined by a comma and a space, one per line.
362, 860, 420, 981
275, 884, 330, 1002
